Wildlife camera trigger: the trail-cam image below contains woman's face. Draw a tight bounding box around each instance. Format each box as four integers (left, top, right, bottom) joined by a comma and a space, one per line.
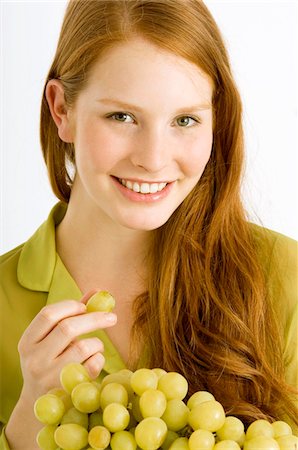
68, 37, 213, 231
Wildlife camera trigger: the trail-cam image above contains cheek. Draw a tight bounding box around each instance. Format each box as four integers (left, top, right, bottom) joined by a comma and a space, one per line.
74, 121, 124, 169
182, 131, 213, 177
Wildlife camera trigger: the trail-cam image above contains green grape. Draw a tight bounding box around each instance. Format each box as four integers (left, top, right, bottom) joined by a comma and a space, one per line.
160, 431, 179, 450
34, 394, 65, 425
89, 411, 104, 430
100, 370, 134, 401
100, 382, 128, 409
157, 372, 188, 401
272, 420, 293, 438
118, 368, 134, 377
110, 430, 137, 450
135, 417, 167, 450
92, 380, 101, 390
130, 369, 158, 396
86, 291, 115, 313
168, 437, 189, 449
213, 440, 241, 449
131, 395, 143, 422
188, 429, 215, 450
152, 368, 167, 380
47, 388, 65, 397
54, 423, 88, 450
245, 419, 274, 440
237, 432, 246, 447
276, 434, 298, 449
60, 407, 88, 429
36, 425, 57, 450
60, 362, 91, 394
71, 381, 100, 413
216, 416, 244, 442
48, 388, 73, 412
161, 399, 189, 431
61, 395, 73, 412
243, 436, 279, 450
101, 369, 133, 382
187, 391, 215, 410
188, 400, 225, 432
88, 425, 111, 450
102, 402, 130, 432
139, 389, 167, 418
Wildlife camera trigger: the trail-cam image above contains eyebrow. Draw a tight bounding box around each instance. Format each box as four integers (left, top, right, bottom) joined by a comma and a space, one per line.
97, 97, 212, 113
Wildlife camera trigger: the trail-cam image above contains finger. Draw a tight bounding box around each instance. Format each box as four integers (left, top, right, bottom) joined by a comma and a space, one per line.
40, 310, 117, 358
83, 352, 106, 379
80, 288, 102, 305
57, 337, 104, 365
20, 300, 86, 347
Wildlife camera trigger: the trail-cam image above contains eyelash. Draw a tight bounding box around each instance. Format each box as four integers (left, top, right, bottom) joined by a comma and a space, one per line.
105, 112, 201, 127
106, 112, 135, 123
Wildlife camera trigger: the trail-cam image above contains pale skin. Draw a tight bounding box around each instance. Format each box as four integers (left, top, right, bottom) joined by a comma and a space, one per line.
5, 37, 213, 448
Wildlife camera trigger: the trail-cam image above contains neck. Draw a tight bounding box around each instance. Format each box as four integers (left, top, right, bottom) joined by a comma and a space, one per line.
56, 198, 151, 297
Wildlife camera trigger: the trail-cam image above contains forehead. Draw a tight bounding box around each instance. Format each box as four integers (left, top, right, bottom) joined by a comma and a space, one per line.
83, 38, 213, 106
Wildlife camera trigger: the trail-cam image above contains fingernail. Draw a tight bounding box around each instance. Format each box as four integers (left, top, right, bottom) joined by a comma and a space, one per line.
104, 313, 117, 323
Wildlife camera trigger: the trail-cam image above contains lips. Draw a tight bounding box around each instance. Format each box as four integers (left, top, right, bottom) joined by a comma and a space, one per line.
118, 178, 168, 194
111, 176, 175, 203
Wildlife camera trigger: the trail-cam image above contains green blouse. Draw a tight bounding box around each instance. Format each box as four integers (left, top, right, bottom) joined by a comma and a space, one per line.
0, 203, 297, 448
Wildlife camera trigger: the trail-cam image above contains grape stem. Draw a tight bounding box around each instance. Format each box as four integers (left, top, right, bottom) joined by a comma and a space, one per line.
179, 425, 192, 437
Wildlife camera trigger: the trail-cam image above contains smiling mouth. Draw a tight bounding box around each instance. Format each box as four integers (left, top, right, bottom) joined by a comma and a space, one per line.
117, 178, 169, 194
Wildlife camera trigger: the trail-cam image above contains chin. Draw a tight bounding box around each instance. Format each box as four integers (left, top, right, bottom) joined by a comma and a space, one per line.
120, 214, 171, 232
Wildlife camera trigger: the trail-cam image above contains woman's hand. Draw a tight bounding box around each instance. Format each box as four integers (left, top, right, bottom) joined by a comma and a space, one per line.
5, 290, 117, 449
18, 290, 117, 400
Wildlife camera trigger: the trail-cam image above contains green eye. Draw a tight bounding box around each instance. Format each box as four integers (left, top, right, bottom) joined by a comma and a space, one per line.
108, 112, 134, 123
176, 116, 198, 127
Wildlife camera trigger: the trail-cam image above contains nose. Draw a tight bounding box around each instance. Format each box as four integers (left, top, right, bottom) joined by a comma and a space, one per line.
130, 127, 171, 173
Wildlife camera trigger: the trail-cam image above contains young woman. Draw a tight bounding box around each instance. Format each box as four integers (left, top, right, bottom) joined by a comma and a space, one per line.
0, 0, 297, 448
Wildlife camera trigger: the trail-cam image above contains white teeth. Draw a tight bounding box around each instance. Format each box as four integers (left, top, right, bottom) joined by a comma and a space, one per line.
120, 179, 168, 194
150, 183, 159, 194
158, 183, 167, 191
126, 180, 133, 189
133, 182, 140, 193
140, 183, 150, 194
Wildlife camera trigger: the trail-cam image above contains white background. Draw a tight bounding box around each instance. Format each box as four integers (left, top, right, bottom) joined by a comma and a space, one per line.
0, 0, 297, 254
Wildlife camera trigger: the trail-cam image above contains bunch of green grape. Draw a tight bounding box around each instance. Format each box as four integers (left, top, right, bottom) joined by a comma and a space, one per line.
34, 292, 298, 450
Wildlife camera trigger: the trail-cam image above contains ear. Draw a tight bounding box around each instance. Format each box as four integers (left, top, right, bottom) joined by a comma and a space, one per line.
45, 79, 74, 143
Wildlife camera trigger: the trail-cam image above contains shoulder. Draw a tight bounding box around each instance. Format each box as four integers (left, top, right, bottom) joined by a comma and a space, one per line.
0, 239, 47, 311
0, 227, 53, 349
249, 223, 297, 321
250, 224, 297, 332
1, 202, 67, 292
0, 243, 24, 290
250, 224, 297, 284
250, 223, 297, 255
250, 223, 297, 294
250, 225, 298, 390
0, 203, 64, 312
0, 242, 24, 265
